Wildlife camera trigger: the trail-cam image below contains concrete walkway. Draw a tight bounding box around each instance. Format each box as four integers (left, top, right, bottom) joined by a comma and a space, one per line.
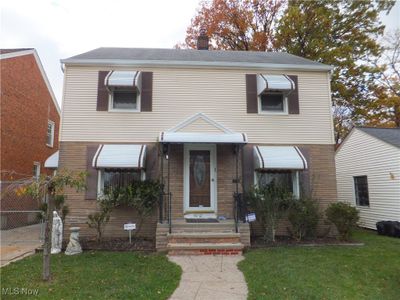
168, 255, 248, 300
0, 224, 43, 267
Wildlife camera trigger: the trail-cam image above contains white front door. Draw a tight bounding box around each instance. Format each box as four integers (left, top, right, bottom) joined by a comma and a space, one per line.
184, 144, 217, 213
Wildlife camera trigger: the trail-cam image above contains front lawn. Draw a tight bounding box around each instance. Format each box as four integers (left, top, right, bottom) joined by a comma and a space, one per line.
1, 252, 181, 299
239, 230, 400, 299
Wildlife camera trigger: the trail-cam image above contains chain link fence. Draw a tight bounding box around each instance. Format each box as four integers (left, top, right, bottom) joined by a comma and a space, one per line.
1, 181, 44, 243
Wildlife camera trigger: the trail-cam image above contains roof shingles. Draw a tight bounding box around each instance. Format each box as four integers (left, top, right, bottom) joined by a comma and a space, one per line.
62, 47, 331, 70
358, 127, 400, 149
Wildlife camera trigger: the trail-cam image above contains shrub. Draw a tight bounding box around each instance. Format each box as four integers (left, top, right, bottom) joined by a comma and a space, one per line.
87, 199, 113, 242
247, 182, 292, 242
287, 197, 320, 241
325, 202, 359, 241
97, 180, 161, 237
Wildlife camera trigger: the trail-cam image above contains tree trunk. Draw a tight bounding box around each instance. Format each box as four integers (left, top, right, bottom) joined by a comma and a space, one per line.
43, 192, 54, 281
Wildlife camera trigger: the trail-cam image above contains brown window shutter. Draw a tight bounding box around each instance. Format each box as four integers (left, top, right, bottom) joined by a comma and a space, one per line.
141, 72, 153, 112
288, 75, 299, 114
246, 74, 258, 113
97, 71, 109, 111
242, 144, 255, 194
85, 145, 99, 200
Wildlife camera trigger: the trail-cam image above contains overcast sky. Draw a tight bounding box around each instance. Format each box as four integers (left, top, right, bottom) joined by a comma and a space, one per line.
1, 0, 399, 107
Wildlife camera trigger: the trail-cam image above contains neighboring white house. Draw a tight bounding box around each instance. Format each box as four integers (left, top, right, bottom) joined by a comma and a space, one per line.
336, 127, 400, 229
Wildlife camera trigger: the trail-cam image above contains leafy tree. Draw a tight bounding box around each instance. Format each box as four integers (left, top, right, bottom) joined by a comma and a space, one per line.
368, 30, 400, 127
274, 0, 394, 142
184, 0, 284, 51
23, 170, 86, 281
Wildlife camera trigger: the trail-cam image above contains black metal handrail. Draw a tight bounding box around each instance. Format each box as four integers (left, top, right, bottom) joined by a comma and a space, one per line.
158, 191, 172, 233
234, 192, 247, 233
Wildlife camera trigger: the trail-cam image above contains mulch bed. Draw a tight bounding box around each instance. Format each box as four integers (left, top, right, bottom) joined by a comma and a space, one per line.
250, 236, 364, 248
61, 237, 155, 252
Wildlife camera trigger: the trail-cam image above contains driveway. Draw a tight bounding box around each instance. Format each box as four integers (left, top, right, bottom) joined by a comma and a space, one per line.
0, 223, 43, 267
168, 255, 248, 300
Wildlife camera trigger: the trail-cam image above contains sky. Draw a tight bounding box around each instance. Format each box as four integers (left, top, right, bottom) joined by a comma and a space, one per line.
1, 0, 399, 107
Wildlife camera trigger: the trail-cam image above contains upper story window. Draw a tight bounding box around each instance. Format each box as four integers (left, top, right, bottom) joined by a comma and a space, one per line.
110, 88, 138, 111
256, 74, 295, 114
354, 176, 369, 206
105, 71, 141, 112
47, 120, 55, 147
260, 92, 287, 113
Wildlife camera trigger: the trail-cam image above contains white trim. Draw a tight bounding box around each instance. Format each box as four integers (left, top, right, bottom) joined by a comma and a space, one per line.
108, 89, 141, 113
168, 112, 233, 134
254, 170, 300, 199
61, 58, 333, 71
33, 162, 41, 179
258, 93, 288, 115
46, 120, 55, 147
183, 144, 217, 213
2, 49, 61, 115
97, 169, 146, 197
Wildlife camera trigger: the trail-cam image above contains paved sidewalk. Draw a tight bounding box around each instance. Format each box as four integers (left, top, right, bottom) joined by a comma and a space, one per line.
168, 255, 248, 300
0, 224, 43, 267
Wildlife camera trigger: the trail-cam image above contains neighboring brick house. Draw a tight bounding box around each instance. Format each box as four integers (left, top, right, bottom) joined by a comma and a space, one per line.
0, 48, 61, 228
60, 33, 337, 254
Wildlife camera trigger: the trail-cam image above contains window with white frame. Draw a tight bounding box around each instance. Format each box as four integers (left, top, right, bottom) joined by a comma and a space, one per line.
33, 162, 41, 179
255, 170, 300, 199
47, 120, 55, 147
354, 176, 369, 206
259, 92, 288, 113
109, 88, 139, 111
98, 169, 145, 195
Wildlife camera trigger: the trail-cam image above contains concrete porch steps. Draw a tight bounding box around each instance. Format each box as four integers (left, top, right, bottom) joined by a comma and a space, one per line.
168, 242, 244, 255
156, 220, 250, 255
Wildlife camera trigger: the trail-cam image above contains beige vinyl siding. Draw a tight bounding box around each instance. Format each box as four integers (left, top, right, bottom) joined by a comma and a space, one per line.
336, 129, 400, 229
60, 66, 334, 144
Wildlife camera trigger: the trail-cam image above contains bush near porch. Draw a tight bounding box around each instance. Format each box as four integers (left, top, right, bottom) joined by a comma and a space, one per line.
1, 252, 181, 300
239, 229, 400, 299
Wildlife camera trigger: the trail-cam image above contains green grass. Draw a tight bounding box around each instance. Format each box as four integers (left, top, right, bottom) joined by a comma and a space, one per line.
1, 252, 181, 299
239, 230, 400, 300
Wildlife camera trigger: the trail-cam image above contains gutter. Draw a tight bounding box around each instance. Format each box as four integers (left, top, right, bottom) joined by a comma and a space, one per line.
60, 58, 333, 72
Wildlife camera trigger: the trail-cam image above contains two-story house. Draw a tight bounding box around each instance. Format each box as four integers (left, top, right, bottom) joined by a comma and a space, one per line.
59, 33, 337, 254
1, 48, 61, 229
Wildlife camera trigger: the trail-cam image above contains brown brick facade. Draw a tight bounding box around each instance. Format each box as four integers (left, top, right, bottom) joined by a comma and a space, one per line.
60, 141, 337, 240
1, 52, 60, 227
1, 53, 60, 182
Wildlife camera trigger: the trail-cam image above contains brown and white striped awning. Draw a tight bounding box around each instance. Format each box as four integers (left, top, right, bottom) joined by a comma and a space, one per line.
254, 146, 307, 170
92, 144, 146, 169
105, 71, 142, 92
257, 74, 295, 95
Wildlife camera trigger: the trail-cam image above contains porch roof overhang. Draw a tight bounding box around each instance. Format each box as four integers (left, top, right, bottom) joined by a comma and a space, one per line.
92, 144, 146, 169
254, 146, 307, 170
44, 151, 59, 169
159, 132, 248, 144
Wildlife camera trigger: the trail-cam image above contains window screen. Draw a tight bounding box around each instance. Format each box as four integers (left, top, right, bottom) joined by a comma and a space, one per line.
261, 93, 284, 112
112, 91, 137, 110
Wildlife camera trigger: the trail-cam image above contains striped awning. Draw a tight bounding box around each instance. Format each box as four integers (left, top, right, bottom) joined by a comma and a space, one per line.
105, 71, 142, 92
257, 74, 295, 95
44, 151, 59, 169
254, 146, 307, 170
93, 144, 146, 169
159, 132, 247, 144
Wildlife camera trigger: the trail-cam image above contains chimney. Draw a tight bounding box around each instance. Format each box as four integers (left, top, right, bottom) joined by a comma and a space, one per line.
197, 27, 209, 50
